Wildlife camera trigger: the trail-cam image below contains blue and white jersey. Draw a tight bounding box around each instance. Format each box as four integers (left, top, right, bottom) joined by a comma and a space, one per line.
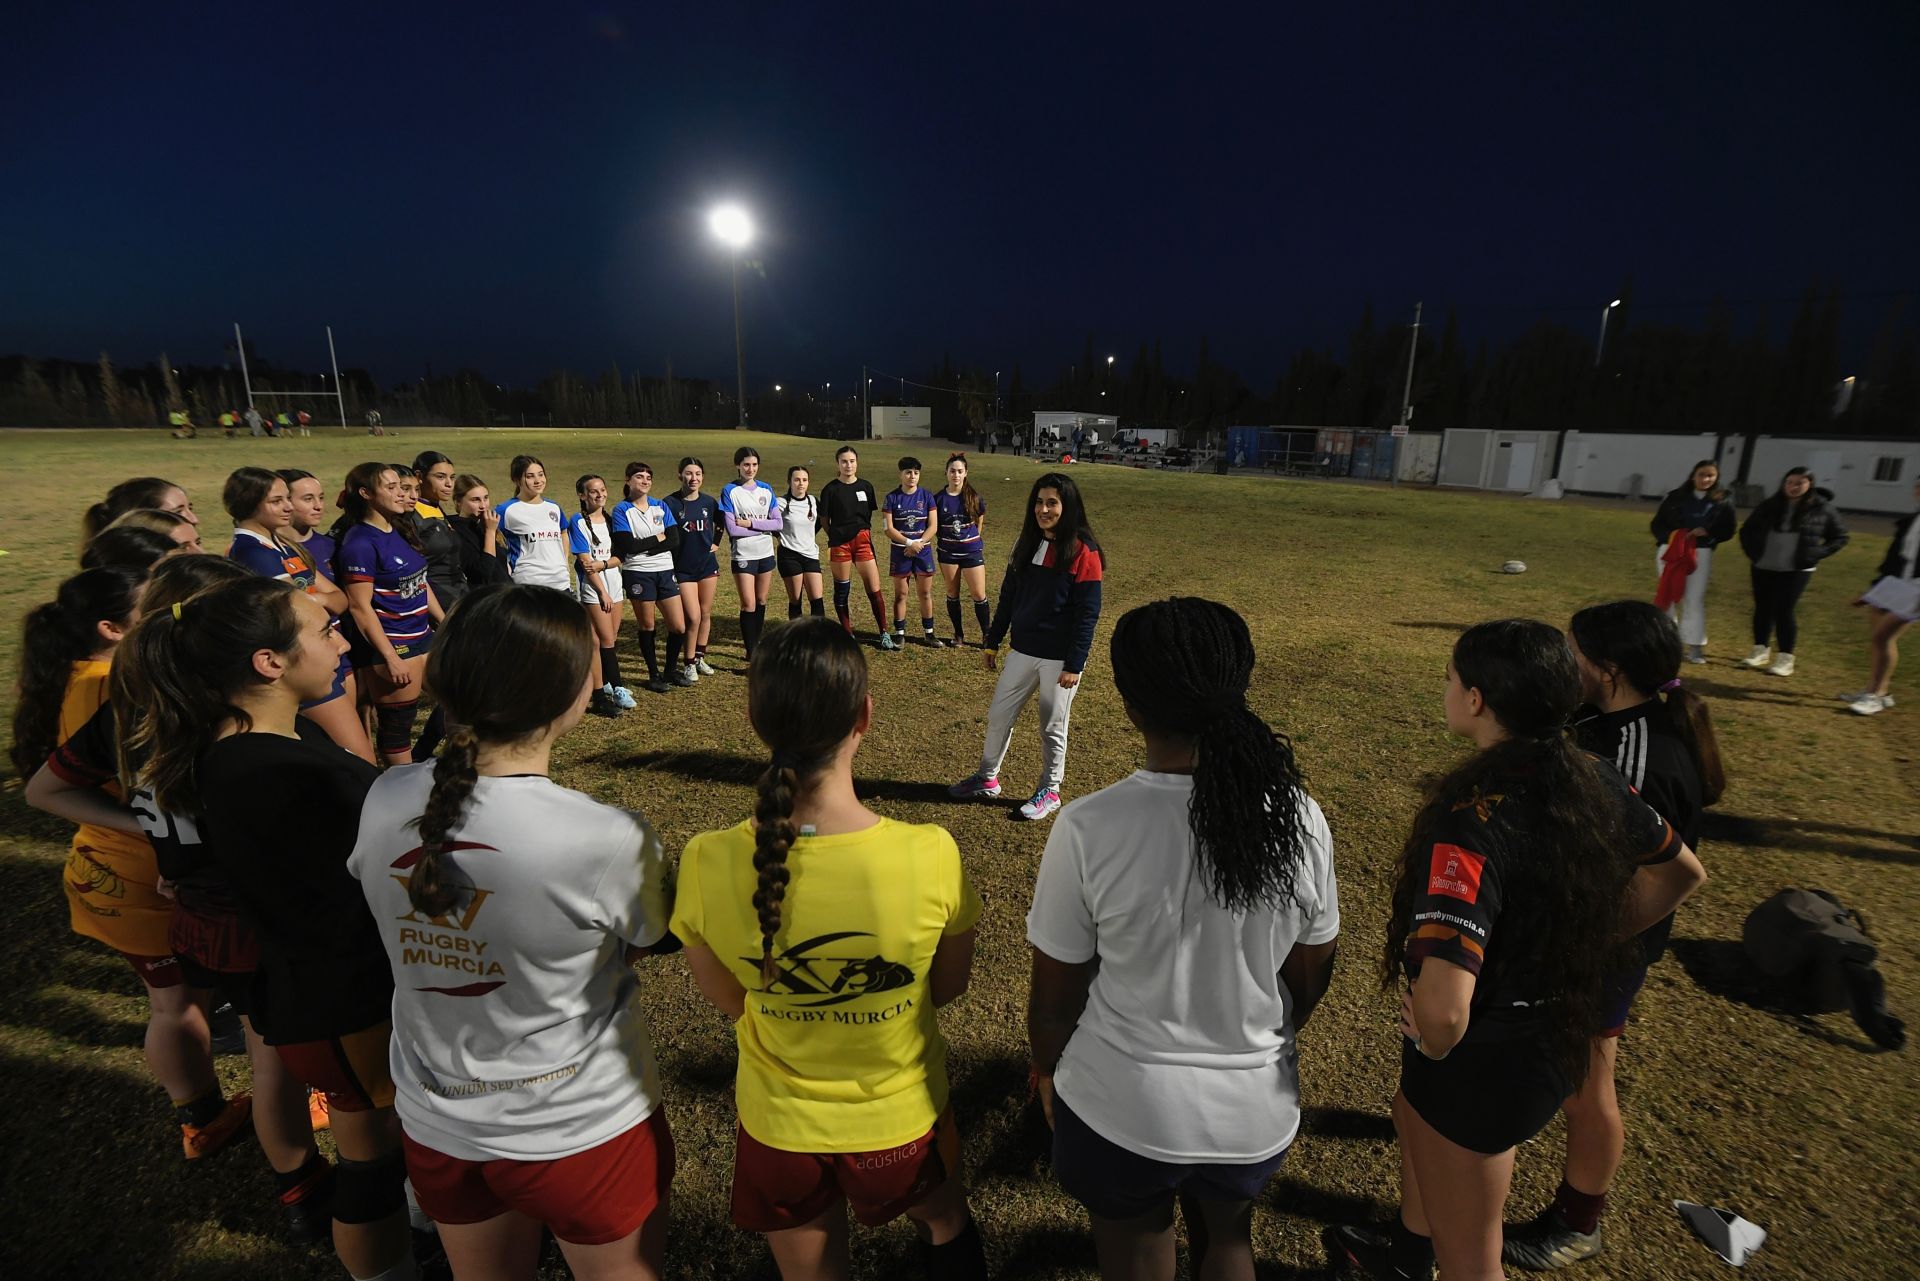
494, 498, 571, 591
612, 497, 677, 574
719, 479, 780, 562
567, 512, 622, 605
338, 523, 432, 645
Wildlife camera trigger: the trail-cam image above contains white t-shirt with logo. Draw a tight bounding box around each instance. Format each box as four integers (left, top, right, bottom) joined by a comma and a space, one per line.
612, 496, 678, 575
494, 498, 572, 591
347, 766, 671, 1161
777, 493, 821, 557
1026, 770, 1340, 1163
720, 479, 779, 562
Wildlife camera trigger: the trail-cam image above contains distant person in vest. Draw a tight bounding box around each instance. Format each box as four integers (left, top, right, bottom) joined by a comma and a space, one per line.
1736, 467, 1848, 678
1843, 477, 1920, 716
1650, 460, 1736, 663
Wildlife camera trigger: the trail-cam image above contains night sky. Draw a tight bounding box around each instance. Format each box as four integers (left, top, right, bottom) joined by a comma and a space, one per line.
5, 2, 1917, 390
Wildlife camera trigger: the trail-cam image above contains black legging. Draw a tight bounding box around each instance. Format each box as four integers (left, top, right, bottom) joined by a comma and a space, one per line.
1751, 567, 1812, 652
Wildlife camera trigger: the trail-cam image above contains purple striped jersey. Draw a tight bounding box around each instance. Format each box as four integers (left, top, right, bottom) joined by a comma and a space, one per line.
338, 523, 432, 644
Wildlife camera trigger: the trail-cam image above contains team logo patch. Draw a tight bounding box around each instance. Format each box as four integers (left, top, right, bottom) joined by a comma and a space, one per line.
1427, 843, 1486, 904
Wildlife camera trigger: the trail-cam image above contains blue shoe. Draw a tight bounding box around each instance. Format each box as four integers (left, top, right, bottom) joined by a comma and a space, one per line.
1016, 787, 1062, 821
878, 632, 900, 651
608, 684, 637, 710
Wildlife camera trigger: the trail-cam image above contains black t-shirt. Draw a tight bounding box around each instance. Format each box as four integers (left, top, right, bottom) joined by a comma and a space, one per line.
1403, 755, 1676, 1044
1574, 702, 1703, 964
197, 723, 392, 1043
820, 478, 878, 546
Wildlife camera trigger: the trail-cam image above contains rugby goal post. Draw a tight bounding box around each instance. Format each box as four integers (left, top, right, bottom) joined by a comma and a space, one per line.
233, 322, 351, 431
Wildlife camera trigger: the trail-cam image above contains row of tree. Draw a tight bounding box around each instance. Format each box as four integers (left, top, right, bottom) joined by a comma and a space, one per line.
3, 285, 1913, 439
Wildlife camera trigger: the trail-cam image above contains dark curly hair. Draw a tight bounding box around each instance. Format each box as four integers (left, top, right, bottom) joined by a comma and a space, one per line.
1110, 597, 1309, 912
1382, 619, 1639, 1087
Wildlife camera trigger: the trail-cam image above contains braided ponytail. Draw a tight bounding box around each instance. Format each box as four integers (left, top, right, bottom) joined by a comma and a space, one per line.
410, 726, 480, 917
1110, 597, 1308, 912
751, 758, 801, 984
745, 619, 871, 987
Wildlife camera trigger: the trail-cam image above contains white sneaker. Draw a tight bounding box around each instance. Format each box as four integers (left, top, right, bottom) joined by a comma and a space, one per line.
1741, 645, 1772, 669
1850, 693, 1890, 716
1837, 690, 1896, 706
682, 663, 700, 684
696, 657, 717, 677
1685, 644, 1708, 665
1767, 653, 1795, 677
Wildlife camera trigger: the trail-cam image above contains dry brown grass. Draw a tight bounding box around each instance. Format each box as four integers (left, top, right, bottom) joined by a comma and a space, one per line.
1, 428, 1914, 1279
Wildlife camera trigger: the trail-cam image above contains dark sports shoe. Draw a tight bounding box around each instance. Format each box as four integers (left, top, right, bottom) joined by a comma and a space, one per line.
922, 635, 950, 647
1503, 1210, 1603, 1270
1326, 1223, 1435, 1279
279, 1161, 335, 1247
590, 689, 623, 717
645, 676, 672, 694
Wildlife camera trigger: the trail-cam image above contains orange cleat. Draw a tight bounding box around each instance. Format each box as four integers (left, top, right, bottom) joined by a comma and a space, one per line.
181, 1091, 253, 1159
308, 1090, 331, 1132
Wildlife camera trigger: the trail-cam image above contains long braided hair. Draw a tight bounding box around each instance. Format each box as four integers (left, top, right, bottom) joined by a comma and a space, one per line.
1381, 619, 1639, 1086
746, 619, 869, 984
1109, 597, 1310, 911
406, 585, 593, 917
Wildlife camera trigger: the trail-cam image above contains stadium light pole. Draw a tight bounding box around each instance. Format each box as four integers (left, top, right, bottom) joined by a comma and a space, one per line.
708, 203, 754, 427
1595, 298, 1622, 367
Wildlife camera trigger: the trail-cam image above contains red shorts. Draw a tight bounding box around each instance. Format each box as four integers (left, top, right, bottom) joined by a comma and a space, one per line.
829, 529, 876, 565
117, 951, 184, 989
274, 1022, 395, 1112
404, 1108, 674, 1245
731, 1109, 959, 1232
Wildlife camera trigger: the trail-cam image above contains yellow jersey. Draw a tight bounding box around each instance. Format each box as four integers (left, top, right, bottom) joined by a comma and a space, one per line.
58, 661, 170, 956
671, 816, 981, 1153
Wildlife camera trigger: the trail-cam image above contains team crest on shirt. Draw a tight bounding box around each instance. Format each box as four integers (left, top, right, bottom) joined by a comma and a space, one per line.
747, 931, 915, 1008
1427, 843, 1486, 904
1449, 788, 1507, 822
389, 843, 506, 995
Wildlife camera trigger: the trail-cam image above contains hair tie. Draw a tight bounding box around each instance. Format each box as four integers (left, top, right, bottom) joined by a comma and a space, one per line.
1659, 677, 1682, 692
171, 602, 184, 620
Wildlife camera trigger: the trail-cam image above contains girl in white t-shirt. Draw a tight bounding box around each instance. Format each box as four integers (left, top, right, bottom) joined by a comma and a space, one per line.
571, 474, 634, 712
1026, 596, 1340, 1281
347, 583, 675, 1280
777, 465, 826, 620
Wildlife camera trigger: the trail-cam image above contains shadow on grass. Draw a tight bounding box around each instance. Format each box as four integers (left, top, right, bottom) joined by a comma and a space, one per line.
1391, 620, 1469, 633
1676, 676, 1830, 707
1299, 1106, 1395, 1142
1700, 812, 1920, 865
1667, 938, 1884, 1053
609, 747, 975, 806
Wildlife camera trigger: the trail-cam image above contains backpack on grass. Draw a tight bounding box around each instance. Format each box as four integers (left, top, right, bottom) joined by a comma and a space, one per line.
1742, 888, 1904, 1050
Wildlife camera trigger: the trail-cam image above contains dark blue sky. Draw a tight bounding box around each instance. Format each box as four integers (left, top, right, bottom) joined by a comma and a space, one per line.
5, 2, 1916, 390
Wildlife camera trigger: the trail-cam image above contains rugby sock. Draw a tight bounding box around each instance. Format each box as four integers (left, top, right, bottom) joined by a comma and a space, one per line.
789, 597, 802, 620
665, 631, 684, 672
599, 647, 620, 688
639, 629, 659, 679
919, 1214, 987, 1280
866, 589, 889, 634
922, 615, 937, 640
1553, 1179, 1608, 1236
753, 604, 768, 650
1390, 1220, 1435, 1276
739, 609, 756, 657
274, 1152, 328, 1197
174, 1088, 228, 1129
973, 598, 991, 636
810, 596, 825, 618
946, 597, 965, 639
834, 579, 853, 631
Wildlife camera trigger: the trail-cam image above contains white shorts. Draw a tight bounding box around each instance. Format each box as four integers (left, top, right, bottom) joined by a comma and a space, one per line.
578, 565, 625, 606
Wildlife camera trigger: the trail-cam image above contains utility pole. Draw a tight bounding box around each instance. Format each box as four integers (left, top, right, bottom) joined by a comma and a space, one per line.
731, 255, 748, 427
861, 364, 868, 440
1392, 301, 1422, 489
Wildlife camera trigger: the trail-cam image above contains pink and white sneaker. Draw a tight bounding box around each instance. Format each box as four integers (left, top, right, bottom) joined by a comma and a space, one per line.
1017, 788, 1062, 821
947, 771, 1002, 800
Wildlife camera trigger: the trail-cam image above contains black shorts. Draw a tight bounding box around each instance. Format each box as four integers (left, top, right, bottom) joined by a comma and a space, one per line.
1399, 1035, 1570, 1155
776, 547, 822, 578
1051, 1093, 1287, 1220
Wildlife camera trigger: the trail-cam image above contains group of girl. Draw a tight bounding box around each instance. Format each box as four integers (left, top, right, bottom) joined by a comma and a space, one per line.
11, 455, 1910, 1281
1652, 459, 1918, 715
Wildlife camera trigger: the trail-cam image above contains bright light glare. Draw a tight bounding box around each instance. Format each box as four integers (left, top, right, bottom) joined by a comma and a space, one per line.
709, 204, 753, 248
774, 384, 782, 391
1609, 298, 1623, 307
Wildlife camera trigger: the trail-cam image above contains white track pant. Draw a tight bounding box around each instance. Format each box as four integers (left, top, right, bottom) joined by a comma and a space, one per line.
979, 648, 1079, 792
1657, 545, 1713, 646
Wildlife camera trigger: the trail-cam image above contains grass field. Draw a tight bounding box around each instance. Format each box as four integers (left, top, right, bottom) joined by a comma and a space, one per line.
2, 427, 1915, 1281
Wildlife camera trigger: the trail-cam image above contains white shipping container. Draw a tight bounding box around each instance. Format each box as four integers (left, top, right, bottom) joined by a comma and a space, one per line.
870, 406, 933, 438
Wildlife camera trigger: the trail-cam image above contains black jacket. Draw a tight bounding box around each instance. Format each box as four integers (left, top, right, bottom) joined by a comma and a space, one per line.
415, 507, 468, 606
1875, 512, 1919, 583
1651, 485, 1736, 549
1737, 489, 1850, 570
449, 516, 510, 590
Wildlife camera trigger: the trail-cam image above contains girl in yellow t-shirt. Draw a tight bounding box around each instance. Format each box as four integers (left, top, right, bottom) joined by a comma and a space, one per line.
673, 618, 988, 1279
11, 565, 248, 1159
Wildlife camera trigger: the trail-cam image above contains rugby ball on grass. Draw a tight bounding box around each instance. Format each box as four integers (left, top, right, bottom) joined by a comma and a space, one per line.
1501, 560, 1527, 574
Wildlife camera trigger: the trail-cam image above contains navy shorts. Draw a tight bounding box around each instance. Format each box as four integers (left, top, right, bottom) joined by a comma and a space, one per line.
732, 554, 776, 576
776, 547, 822, 578
1051, 1093, 1288, 1220
1600, 966, 1649, 1037
625, 567, 680, 602
938, 550, 985, 569
674, 559, 719, 584
890, 547, 935, 577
